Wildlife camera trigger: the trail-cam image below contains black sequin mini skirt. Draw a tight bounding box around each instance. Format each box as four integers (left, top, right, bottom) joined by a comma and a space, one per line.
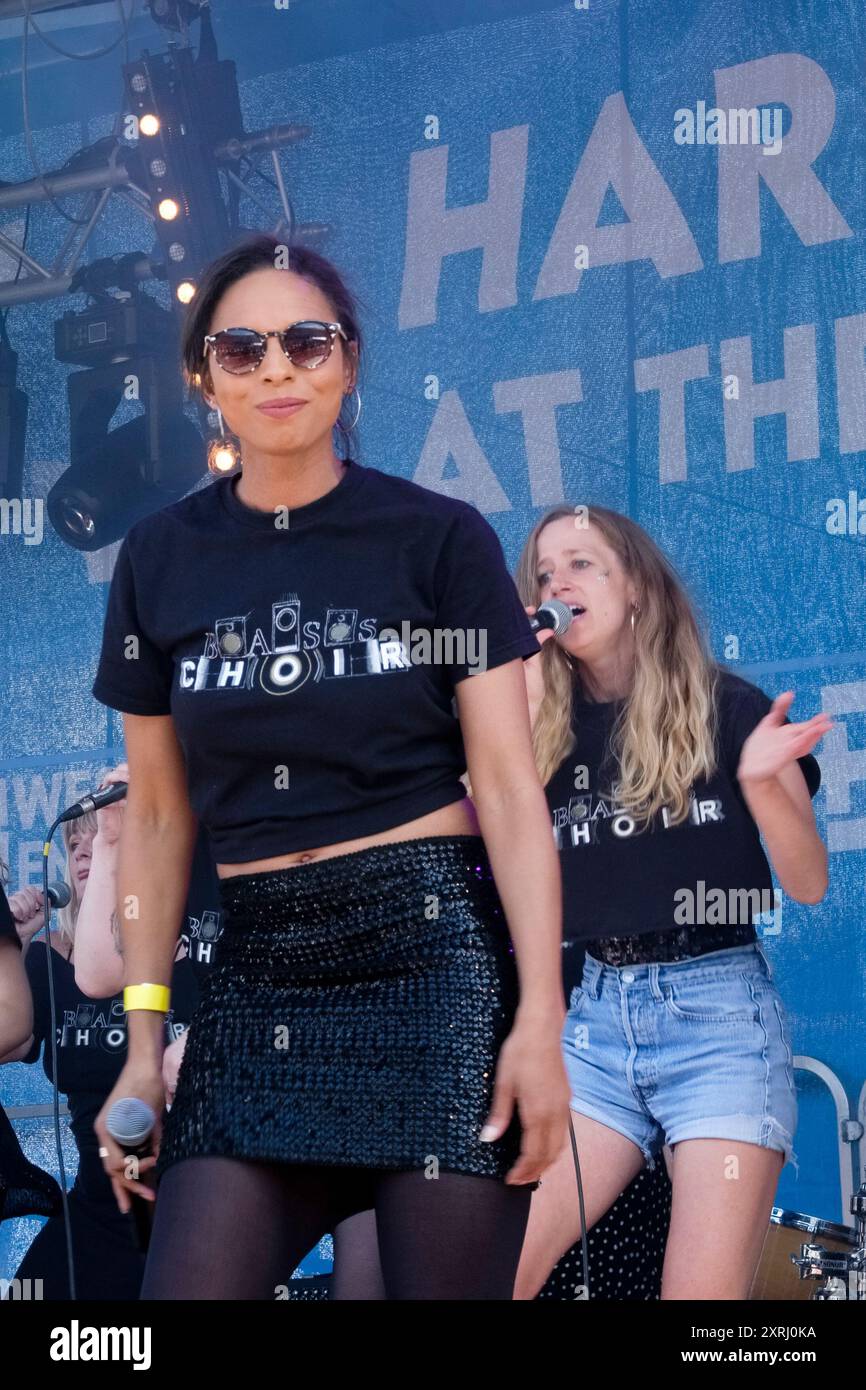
155, 835, 526, 1184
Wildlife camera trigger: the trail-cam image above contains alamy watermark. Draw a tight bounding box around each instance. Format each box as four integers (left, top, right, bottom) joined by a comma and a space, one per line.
377, 622, 488, 676
1, 1277, 43, 1299
674, 102, 783, 156
674, 880, 782, 934
49, 1320, 151, 1368
0, 497, 43, 544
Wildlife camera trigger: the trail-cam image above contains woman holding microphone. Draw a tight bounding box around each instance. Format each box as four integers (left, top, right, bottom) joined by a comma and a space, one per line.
508, 503, 828, 1300
71, 760, 223, 1109
0, 864, 30, 1058
91, 233, 569, 1301
0, 861, 63, 1232
0, 804, 197, 1298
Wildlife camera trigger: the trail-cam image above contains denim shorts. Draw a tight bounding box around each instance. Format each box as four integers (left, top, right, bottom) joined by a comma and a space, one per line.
562, 942, 798, 1175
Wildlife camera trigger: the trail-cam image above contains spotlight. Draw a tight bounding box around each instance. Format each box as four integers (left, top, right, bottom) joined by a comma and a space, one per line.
48, 294, 206, 551
47, 411, 203, 551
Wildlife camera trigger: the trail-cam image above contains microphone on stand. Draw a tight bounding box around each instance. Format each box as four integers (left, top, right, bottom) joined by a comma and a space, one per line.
57, 782, 128, 824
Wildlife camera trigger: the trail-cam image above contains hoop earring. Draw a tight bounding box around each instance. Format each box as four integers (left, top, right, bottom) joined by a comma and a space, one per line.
630, 602, 641, 635
207, 405, 241, 474
341, 386, 361, 432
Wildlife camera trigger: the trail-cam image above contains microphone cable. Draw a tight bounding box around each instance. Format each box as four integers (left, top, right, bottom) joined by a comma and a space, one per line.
29, 782, 128, 1301
38, 820, 78, 1301
568, 1109, 591, 1299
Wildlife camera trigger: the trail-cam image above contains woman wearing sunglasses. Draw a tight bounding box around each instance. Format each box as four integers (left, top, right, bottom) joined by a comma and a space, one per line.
91, 232, 570, 1300
503, 505, 829, 1300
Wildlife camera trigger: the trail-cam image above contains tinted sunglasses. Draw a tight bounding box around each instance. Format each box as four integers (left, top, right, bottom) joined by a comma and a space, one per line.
203, 320, 350, 375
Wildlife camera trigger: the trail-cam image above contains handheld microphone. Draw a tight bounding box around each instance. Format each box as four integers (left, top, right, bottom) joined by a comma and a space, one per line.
46, 882, 72, 909
528, 599, 577, 636
57, 782, 128, 824
106, 1097, 158, 1253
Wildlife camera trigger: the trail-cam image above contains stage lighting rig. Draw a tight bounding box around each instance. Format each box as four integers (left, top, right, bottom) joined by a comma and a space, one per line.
146, 0, 209, 37
47, 288, 203, 551
0, 0, 333, 551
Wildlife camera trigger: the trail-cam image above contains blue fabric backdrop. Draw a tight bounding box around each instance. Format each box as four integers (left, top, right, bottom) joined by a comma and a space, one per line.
1, 0, 863, 1284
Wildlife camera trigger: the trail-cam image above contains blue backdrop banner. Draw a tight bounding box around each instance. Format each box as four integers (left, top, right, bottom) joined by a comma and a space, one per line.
0, 0, 863, 1280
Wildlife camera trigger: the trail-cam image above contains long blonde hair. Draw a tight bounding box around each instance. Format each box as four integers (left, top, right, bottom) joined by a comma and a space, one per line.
513, 505, 719, 826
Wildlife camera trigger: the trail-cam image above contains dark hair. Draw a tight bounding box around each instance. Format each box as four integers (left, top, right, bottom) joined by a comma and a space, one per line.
180, 233, 365, 459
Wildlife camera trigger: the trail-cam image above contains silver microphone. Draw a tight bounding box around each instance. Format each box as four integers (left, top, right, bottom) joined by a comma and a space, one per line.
46, 881, 72, 909
528, 599, 576, 636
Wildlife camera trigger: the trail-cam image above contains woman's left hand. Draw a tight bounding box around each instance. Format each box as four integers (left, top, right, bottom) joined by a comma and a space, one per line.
94, 762, 129, 847
480, 1018, 571, 1186
738, 692, 833, 786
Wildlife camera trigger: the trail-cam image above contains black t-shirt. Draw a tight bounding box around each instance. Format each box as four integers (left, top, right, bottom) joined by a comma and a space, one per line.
91, 460, 540, 863
20, 939, 199, 1204
545, 668, 822, 941
181, 823, 224, 984
0, 882, 19, 948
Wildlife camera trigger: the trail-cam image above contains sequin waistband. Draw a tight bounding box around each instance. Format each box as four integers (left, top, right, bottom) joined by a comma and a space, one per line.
213, 834, 508, 966
583, 922, 757, 966
217, 833, 492, 905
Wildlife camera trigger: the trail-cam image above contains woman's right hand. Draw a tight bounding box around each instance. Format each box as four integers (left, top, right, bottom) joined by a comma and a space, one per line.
94, 1062, 165, 1214
8, 887, 46, 944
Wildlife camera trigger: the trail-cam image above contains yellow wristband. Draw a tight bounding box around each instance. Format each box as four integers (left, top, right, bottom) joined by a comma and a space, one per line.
123, 983, 171, 1014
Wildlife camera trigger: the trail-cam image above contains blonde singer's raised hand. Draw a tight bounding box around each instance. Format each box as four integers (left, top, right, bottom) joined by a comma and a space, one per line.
94, 761, 129, 848
738, 693, 833, 787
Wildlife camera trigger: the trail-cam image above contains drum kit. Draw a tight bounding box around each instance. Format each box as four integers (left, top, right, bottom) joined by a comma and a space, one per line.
750, 1182, 866, 1300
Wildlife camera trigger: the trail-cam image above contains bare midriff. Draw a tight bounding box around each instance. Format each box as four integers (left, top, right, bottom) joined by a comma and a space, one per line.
214, 796, 481, 879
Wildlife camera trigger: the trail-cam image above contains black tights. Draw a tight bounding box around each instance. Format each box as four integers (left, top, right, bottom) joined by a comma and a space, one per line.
140, 1156, 532, 1301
